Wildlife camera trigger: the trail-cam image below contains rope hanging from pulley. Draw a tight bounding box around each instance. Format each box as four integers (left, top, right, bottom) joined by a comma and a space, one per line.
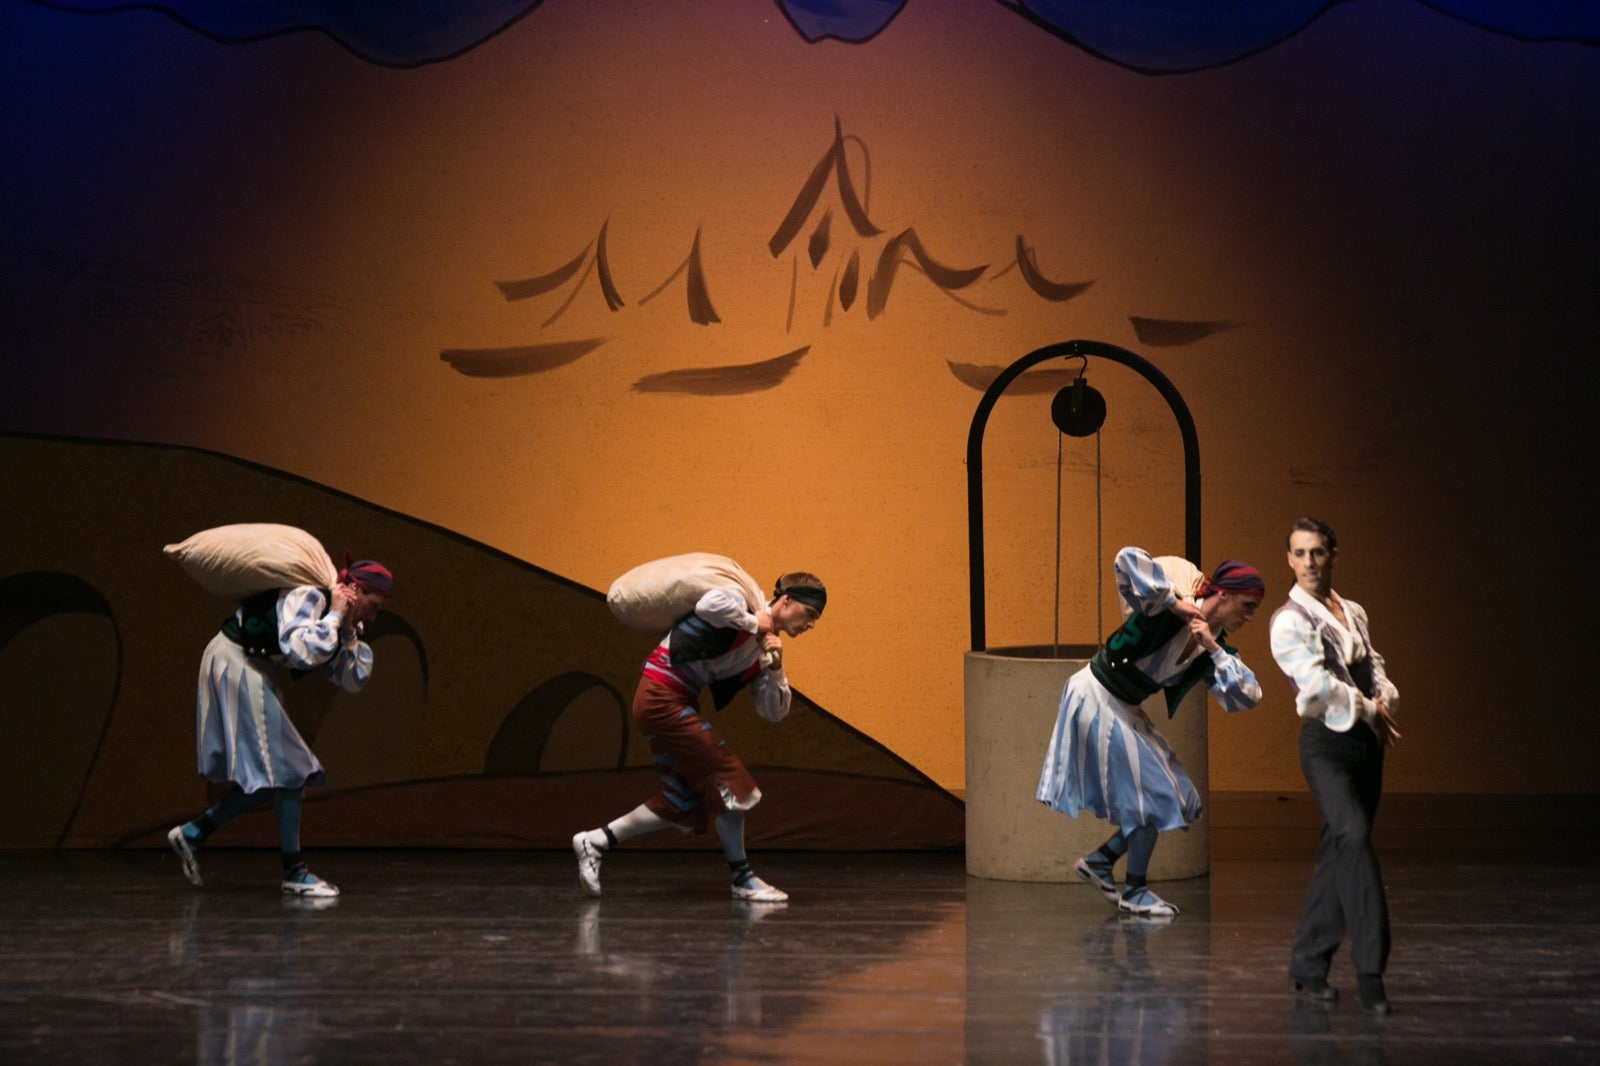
1051, 355, 1107, 656
965, 339, 1201, 654
1049, 356, 1100, 656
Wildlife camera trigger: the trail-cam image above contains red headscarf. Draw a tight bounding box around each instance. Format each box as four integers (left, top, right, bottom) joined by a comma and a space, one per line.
1197, 559, 1264, 599
339, 551, 393, 597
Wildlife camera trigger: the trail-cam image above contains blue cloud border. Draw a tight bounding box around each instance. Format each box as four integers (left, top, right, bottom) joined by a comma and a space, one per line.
23, 0, 1600, 71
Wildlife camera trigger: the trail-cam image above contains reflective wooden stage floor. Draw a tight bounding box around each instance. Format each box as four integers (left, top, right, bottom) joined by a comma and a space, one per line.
3, 849, 1597, 1064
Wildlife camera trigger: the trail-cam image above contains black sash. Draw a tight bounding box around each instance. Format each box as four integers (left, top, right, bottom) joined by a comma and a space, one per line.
1348, 655, 1375, 699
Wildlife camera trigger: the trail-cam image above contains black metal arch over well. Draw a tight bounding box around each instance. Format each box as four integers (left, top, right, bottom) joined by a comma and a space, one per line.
965, 339, 1200, 651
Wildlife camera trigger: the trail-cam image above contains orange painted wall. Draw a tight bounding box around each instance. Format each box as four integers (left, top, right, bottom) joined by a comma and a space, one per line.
3, 0, 1596, 795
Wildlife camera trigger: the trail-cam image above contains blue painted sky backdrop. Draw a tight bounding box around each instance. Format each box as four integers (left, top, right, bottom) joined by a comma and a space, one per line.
34, 0, 1599, 69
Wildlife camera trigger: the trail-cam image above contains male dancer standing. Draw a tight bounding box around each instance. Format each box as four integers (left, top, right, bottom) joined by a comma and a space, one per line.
1270, 518, 1401, 1014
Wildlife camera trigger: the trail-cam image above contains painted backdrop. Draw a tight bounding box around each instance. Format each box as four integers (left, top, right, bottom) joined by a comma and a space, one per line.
3, 1, 1597, 840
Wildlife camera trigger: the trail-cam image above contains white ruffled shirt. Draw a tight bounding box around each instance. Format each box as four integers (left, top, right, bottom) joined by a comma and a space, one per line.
1270, 584, 1399, 733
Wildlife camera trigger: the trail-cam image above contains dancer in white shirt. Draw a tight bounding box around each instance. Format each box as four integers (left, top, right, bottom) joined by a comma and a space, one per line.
1270, 518, 1401, 1014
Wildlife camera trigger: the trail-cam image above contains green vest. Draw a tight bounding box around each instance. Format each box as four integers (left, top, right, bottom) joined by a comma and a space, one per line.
220, 589, 285, 658
220, 588, 331, 666
1088, 608, 1232, 718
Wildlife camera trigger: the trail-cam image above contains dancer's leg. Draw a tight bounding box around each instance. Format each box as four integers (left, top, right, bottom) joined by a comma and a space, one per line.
715, 808, 786, 903
167, 785, 270, 887
1118, 826, 1177, 917
572, 804, 677, 897
273, 788, 338, 899
1075, 830, 1128, 902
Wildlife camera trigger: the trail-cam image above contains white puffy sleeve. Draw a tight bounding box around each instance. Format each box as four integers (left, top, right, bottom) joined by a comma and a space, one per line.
1351, 601, 1400, 712
1269, 607, 1374, 733
277, 587, 373, 693
1208, 647, 1263, 713
750, 668, 792, 723
1113, 547, 1178, 617
693, 586, 761, 632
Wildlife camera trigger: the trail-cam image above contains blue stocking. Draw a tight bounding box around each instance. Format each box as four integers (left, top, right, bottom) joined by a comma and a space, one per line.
272, 788, 305, 874
1124, 825, 1158, 887
190, 785, 271, 840
715, 809, 755, 887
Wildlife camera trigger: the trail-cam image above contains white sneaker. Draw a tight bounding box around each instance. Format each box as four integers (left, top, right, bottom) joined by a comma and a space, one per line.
732, 876, 788, 903
282, 869, 340, 899
166, 826, 203, 888
283, 894, 339, 912
573, 832, 603, 897
1118, 884, 1177, 918
1073, 856, 1119, 903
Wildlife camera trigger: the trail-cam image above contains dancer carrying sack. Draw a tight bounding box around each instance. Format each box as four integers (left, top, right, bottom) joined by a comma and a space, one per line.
164, 525, 392, 899
1037, 547, 1266, 919
575, 558, 826, 903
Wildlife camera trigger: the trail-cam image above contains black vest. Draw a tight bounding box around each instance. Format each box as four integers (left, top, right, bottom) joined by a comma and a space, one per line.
667, 612, 755, 710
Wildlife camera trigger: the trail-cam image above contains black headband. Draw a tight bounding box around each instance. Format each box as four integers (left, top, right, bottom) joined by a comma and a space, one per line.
775, 583, 826, 614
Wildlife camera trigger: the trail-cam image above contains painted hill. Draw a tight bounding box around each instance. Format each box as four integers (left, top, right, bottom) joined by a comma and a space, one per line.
0, 432, 962, 849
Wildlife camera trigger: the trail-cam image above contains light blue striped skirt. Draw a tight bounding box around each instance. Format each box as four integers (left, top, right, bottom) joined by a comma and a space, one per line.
195, 632, 326, 793
1036, 667, 1201, 834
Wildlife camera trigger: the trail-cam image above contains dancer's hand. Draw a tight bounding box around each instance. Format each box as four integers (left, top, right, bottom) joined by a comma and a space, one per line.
1169, 599, 1203, 622
1373, 697, 1402, 748
330, 582, 359, 620
760, 632, 783, 670
1187, 614, 1220, 655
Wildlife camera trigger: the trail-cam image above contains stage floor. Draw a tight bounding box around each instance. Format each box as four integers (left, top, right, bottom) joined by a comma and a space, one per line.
2, 848, 1596, 1064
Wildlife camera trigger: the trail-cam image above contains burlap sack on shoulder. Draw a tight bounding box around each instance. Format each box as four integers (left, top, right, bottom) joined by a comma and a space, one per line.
606, 553, 766, 633
1153, 555, 1205, 602
164, 523, 338, 601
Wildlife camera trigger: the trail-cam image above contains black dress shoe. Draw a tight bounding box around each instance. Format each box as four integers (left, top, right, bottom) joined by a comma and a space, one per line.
1291, 975, 1338, 1001
1357, 974, 1390, 1015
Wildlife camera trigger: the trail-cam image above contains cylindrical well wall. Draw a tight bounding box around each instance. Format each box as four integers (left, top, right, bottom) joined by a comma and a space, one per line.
965, 646, 1209, 882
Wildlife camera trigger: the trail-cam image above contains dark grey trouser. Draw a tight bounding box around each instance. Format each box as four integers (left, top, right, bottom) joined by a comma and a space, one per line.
1290, 719, 1390, 979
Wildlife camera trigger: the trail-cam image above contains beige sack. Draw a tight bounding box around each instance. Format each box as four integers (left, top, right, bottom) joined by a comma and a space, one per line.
1153, 555, 1206, 602
164, 523, 338, 601
606, 553, 767, 632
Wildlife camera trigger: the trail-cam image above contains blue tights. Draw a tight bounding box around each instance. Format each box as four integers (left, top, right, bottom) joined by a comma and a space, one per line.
1095, 825, 1159, 884
188, 785, 304, 861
